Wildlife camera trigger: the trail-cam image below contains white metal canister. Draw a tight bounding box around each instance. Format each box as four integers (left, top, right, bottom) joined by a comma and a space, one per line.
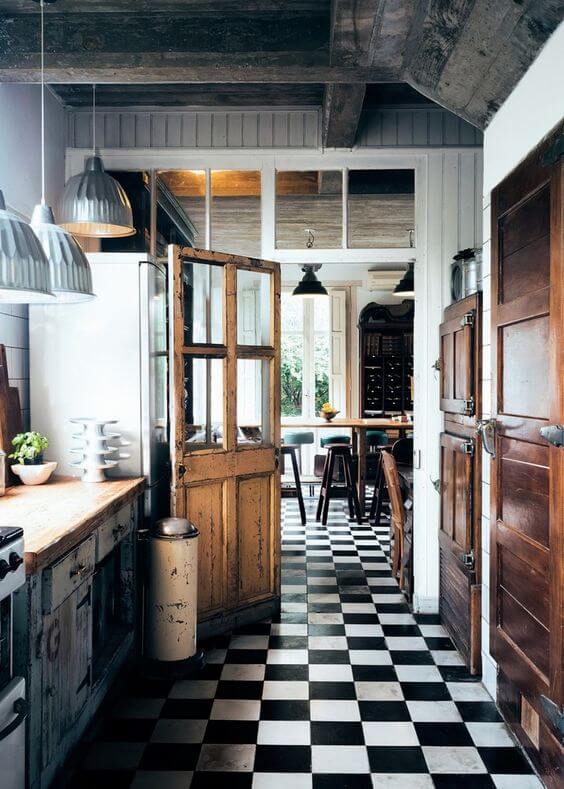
145, 517, 199, 662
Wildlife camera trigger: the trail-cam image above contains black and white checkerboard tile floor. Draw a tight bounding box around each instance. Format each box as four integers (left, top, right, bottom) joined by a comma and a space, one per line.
64, 497, 540, 788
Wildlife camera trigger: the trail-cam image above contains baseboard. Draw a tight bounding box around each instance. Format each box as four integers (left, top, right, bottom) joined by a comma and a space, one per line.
413, 594, 439, 614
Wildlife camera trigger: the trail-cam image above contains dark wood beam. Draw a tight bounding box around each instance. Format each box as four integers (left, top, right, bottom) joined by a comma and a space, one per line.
322, 83, 366, 147
322, 1, 416, 147
404, 0, 563, 128
0, 6, 399, 83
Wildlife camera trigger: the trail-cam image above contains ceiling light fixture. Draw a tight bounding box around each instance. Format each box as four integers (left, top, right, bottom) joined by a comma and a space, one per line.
30, 0, 95, 302
393, 261, 415, 299
59, 84, 135, 237
292, 265, 328, 299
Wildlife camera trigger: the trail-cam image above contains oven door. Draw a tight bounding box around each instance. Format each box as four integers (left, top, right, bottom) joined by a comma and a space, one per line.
0, 676, 26, 789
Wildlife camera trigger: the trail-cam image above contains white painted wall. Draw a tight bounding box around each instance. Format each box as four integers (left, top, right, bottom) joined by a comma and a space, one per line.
0, 85, 66, 429
479, 19, 564, 699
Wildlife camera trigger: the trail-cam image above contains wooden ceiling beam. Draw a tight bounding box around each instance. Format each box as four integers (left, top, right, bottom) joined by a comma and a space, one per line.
403, 0, 563, 128
322, 1, 416, 147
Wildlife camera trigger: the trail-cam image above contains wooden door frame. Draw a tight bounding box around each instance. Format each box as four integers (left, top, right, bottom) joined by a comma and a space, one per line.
489, 127, 563, 785
169, 245, 281, 635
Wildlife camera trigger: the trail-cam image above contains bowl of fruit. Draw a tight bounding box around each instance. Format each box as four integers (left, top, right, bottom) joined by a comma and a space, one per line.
319, 403, 340, 421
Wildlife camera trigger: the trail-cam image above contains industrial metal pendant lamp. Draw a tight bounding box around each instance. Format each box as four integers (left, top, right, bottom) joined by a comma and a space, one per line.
59, 85, 134, 238
31, 0, 95, 302
393, 261, 415, 299
292, 265, 328, 298
0, 190, 54, 302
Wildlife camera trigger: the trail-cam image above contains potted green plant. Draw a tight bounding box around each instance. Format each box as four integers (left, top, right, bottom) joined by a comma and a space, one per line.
9, 431, 57, 485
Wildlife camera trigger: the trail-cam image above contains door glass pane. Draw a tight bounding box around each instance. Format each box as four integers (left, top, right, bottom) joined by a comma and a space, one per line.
276, 170, 342, 249
348, 169, 415, 248
183, 261, 223, 345
237, 359, 270, 444
159, 169, 205, 248
237, 269, 271, 346
183, 356, 223, 449
211, 170, 261, 258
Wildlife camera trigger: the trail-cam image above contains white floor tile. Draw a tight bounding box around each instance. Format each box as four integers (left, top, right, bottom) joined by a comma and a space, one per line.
210, 699, 261, 720
257, 720, 311, 745
197, 743, 255, 772
309, 664, 354, 682
362, 721, 418, 746
406, 701, 463, 722
267, 649, 309, 664
349, 650, 393, 666
371, 775, 434, 788
446, 682, 492, 701
308, 636, 349, 650
220, 664, 266, 682
253, 774, 313, 789
150, 719, 207, 744
423, 746, 487, 774
394, 665, 443, 683
262, 681, 309, 700
355, 682, 404, 701
168, 680, 218, 699
310, 700, 361, 721
312, 745, 370, 773
466, 722, 517, 747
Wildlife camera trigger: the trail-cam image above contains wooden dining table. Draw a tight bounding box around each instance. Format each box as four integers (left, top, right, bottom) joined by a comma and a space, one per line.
281, 417, 414, 507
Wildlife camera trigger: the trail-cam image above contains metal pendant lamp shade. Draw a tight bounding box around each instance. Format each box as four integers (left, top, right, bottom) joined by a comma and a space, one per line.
0, 190, 54, 302
59, 155, 135, 238
393, 262, 415, 299
31, 203, 95, 302
292, 266, 328, 298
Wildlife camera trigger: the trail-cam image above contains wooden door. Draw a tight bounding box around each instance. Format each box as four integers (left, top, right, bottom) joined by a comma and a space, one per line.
169, 247, 281, 634
439, 293, 482, 674
490, 129, 563, 786
439, 432, 480, 673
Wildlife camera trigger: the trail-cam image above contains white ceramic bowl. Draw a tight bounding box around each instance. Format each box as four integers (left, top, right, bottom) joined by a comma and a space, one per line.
12, 461, 57, 486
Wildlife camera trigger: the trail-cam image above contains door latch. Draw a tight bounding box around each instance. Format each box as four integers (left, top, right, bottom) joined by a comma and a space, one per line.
178, 464, 186, 478
539, 695, 564, 743
463, 397, 475, 415
432, 358, 441, 371
460, 311, 475, 327
431, 477, 441, 493
462, 550, 475, 569
477, 418, 496, 457
461, 441, 474, 455
540, 424, 564, 448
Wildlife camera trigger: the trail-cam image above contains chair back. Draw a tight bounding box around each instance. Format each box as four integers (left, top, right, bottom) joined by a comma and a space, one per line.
392, 437, 413, 465
381, 450, 405, 532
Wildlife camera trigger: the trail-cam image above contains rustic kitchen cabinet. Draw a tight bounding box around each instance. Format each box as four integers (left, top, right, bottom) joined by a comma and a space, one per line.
6, 477, 144, 789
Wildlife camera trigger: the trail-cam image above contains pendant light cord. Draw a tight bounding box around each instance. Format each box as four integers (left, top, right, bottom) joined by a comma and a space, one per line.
92, 84, 96, 155
40, 0, 45, 205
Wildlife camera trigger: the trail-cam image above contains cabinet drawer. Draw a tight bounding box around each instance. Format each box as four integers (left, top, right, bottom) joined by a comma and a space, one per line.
42, 535, 96, 613
96, 501, 135, 563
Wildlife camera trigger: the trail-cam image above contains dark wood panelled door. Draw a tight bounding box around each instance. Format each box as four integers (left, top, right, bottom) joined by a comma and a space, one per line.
439, 432, 480, 673
490, 129, 563, 787
439, 293, 482, 674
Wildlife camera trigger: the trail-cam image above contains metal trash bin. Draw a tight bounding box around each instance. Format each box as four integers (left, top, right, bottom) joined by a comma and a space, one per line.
144, 517, 204, 673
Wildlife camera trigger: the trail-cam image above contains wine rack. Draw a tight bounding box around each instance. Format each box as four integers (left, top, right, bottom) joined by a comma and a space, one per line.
358, 301, 414, 416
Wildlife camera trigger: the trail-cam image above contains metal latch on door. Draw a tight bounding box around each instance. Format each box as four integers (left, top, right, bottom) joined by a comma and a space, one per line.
461, 549, 475, 569
540, 424, 564, 448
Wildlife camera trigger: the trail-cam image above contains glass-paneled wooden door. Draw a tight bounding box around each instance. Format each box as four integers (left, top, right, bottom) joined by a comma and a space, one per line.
168, 247, 281, 634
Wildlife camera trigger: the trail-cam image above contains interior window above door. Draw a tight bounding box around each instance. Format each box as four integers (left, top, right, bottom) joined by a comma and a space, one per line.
348, 169, 415, 248
276, 170, 342, 249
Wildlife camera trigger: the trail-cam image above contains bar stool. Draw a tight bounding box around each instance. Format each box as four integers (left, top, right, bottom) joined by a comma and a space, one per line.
316, 444, 362, 526
281, 444, 307, 525
314, 434, 351, 481
283, 430, 315, 471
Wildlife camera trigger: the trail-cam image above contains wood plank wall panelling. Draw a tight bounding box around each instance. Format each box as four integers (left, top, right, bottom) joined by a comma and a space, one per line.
66, 108, 482, 150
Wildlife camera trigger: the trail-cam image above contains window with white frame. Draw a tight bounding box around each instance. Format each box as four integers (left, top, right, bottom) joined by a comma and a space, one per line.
281, 288, 347, 420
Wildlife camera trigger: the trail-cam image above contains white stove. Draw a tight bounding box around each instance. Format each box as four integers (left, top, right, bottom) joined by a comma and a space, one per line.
0, 526, 26, 789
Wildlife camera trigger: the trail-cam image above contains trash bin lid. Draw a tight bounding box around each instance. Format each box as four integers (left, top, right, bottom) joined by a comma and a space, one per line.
155, 517, 199, 539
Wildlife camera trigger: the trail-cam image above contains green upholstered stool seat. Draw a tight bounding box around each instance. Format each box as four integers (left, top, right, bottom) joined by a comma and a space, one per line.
320, 434, 351, 448
283, 431, 315, 446
366, 429, 389, 446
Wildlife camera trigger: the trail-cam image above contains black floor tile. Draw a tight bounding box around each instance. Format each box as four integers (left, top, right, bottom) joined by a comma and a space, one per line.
265, 664, 309, 681
414, 722, 474, 746
140, 743, 201, 770
367, 746, 427, 773
359, 701, 411, 721
254, 745, 311, 772
311, 721, 364, 745
260, 700, 310, 720
401, 682, 452, 701
456, 702, 503, 722
478, 747, 534, 774
203, 720, 259, 744
313, 776, 373, 789
215, 681, 264, 699
310, 681, 356, 700
160, 699, 214, 719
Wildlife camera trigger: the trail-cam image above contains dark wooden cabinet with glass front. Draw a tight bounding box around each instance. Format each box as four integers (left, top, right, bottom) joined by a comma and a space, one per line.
358, 301, 414, 418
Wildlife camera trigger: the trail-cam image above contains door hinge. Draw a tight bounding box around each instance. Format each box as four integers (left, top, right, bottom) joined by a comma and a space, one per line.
539, 695, 564, 743
463, 397, 475, 415
460, 311, 475, 327
540, 424, 564, 448
178, 464, 186, 478
431, 478, 441, 493
462, 549, 475, 569
432, 358, 441, 371
461, 440, 475, 456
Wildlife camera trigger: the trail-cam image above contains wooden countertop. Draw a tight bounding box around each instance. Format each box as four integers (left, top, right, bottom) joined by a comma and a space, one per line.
281, 418, 413, 429
0, 475, 145, 574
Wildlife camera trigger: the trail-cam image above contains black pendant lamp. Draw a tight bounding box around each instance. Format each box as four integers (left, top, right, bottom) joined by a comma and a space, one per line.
292, 265, 328, 298
393, 262, 415, 299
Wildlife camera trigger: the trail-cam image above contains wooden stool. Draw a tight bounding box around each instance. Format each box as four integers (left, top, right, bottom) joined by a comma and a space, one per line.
316, 444, 362, 526
369, 446, 391, 525
281, 445, 306, 525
